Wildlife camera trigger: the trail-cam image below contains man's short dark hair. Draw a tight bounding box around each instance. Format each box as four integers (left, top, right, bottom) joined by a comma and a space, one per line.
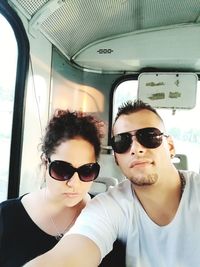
114, 99, 163, 124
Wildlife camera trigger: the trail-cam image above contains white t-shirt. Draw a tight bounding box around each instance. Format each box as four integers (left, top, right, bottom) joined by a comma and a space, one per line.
66, 171, 200, 267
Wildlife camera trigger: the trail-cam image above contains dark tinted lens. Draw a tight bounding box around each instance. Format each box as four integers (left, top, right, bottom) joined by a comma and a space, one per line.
78, 163, 100, 182
136, 127, 163, 148
49, 161, 74, 181
111, 133, 132, 153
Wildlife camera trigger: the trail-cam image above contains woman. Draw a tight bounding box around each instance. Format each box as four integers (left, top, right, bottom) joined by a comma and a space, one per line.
0, 109, 104, 267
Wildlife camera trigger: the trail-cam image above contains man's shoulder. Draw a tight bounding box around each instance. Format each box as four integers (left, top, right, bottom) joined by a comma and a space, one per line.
181, 170, 200, 180
181, 170, 200, 189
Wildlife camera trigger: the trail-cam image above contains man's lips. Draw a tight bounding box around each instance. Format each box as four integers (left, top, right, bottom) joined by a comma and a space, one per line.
129, 159, 153, 168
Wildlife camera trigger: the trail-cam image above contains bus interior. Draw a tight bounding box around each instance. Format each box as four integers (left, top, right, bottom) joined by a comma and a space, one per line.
1, 0, 200, 201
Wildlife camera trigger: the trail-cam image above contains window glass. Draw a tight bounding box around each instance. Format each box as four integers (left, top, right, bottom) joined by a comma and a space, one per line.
0, 14, 17, 201
113, 80, 138, 121
113, 79, 200, 173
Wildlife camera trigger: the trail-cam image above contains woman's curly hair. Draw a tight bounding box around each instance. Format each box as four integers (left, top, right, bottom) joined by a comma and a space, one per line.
41, 109, 104, 161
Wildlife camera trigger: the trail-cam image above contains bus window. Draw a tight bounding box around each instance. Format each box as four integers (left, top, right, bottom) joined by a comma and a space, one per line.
113, 80, 138, 120
0, 14, 17, 201
113, 79, 200, 173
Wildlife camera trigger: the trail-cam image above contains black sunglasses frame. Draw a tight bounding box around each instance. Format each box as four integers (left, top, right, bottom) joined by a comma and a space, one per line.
48, 159, 100, 182
111, 127, 169, 154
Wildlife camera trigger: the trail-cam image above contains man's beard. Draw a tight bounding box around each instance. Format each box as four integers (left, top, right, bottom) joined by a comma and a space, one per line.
130, 173, 158, 186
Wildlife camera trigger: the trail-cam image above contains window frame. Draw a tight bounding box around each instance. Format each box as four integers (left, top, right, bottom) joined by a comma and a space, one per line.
0, 0, 29, 199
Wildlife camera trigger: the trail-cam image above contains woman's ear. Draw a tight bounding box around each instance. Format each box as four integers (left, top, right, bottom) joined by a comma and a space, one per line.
44, 158, 48, 169
39, 156, 48, 189
42, 155, 48, 169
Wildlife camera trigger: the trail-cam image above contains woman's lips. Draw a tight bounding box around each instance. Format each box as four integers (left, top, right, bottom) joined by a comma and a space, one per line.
63, 193, 80, 198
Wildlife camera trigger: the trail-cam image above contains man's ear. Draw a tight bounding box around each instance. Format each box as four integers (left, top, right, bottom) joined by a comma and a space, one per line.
114, 153, 119, 165
167, 136, 175, 158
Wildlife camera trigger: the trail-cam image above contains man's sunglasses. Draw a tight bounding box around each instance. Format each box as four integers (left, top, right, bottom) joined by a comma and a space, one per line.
111, 127, 169, 154
48, 160, 100, 182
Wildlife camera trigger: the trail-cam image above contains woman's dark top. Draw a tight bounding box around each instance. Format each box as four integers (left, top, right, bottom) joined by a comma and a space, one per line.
0, 196, 125, 267
0, 196, 57, 267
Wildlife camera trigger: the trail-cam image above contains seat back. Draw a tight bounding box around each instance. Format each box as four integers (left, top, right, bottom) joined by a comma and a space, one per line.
173, 154, 188, 170
98, 154, 125, 182
89, 154, 124, 195
89, 176, 118, 196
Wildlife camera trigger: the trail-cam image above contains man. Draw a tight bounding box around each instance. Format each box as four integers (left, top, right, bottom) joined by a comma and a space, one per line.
24, 100, 200, 267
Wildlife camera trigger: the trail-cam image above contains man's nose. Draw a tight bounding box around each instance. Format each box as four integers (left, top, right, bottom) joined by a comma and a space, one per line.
129, 136, 145, 155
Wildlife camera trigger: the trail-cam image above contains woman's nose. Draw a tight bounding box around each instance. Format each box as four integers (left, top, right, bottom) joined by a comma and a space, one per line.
66, 172, 80, 187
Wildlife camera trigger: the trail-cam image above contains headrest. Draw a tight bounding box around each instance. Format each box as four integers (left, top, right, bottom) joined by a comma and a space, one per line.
90, 176, 118, 195
173, 154, 188, 170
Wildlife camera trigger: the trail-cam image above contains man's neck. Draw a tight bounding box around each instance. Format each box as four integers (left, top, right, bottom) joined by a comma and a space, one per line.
132, 171, 184, 226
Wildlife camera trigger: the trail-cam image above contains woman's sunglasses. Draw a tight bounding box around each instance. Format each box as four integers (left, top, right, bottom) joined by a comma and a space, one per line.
48, 160, 100, 182
111, 127, 169, 154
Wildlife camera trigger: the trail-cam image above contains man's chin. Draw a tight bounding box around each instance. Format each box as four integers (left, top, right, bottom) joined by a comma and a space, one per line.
129, 173, 158, 187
